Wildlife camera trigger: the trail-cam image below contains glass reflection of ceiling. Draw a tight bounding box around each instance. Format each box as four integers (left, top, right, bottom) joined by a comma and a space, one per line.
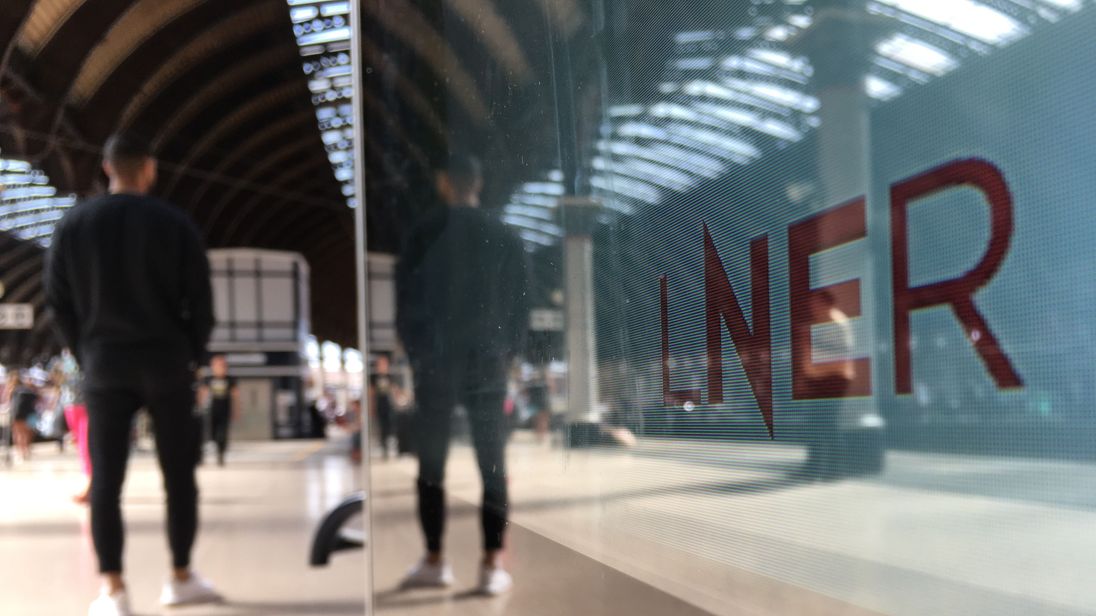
287, 0, 357, 208
0, 155, 76, 247
503, 0, 1088, 247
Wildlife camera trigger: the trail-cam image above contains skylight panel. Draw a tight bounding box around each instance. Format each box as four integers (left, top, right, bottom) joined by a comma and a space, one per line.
875, 0, 1029, 45
877, 33, 959, 76
866, 74, 904, 100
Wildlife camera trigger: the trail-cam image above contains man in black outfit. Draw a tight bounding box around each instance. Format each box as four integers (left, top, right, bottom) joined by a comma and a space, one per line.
396, 153, 529, 595
370, 353, 398, 459
45, 133, 220, 616
199, 354, 238, 467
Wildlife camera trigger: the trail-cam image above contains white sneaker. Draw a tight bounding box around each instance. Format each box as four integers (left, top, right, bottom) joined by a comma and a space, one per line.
400, 558, 456, 588
88, 589, 131, 616
478, 565, 513, 596
160, 572, 223, 606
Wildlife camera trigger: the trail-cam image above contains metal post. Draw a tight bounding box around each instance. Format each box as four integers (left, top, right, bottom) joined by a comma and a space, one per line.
348, 0, 374, 609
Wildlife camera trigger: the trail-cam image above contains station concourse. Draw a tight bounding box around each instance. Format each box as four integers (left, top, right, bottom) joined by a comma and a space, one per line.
3, 1, 1096, 615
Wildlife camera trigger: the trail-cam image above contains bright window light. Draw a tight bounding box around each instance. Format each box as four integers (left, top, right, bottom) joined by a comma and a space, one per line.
764, 26, 793, 42
616, 121, 669, 141
598, 140, 723, 176
690, 102, 802, 141
501, 215, 563, 236
512, 194, 559, 208
297, 27, 351, 47
519, 229, 558, 247
321, 2, 350, 16
290, 6, 318, 22
593, 157, 695, 192
288, 1, 356, 206
504, 205, 557, 221
665, 125, 760, 160
746, 49, 811, 75
520, 182, 565, 196
608, 104, 645, 117
649, 102, 721, 129
674, 57, 716, 71
674, 30, 719, 44
876, 0, 1029, 45
866, 74, 903, 100
877, 33, 959, 76
722, 78, 819, 112
787, 14, 813, 28
1039, 0, 1083, 10
591, 175, 661, 204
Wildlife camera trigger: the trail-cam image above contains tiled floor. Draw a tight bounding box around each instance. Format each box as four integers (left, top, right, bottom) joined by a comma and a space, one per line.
369, 465, 715, 616
371, 433, 1096, 615
5, 430, 1095, 615
370, 437, 873, 616
0, 439, 366, 616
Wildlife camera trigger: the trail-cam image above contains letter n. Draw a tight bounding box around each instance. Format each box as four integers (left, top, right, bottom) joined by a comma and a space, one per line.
704, 226, 773, 438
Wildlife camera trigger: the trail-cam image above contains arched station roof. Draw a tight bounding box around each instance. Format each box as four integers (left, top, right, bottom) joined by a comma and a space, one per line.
0, 0, 355, 362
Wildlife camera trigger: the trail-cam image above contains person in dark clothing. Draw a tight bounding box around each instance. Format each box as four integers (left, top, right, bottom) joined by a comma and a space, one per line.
45, 132, 221, 616
10, 374, 39, 461
199, 354, 238, 467
396, 153, 530, 596
795, 289, 854, 482
307, 398, 327, 439
370, 354, 398, 459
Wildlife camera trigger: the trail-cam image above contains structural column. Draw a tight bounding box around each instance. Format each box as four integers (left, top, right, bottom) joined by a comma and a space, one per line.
561, 196, 602, 430
794, 0, 884, 210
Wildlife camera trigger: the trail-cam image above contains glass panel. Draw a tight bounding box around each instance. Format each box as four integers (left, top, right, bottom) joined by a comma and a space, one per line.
261, 277, 295, 323
357, 1, 1096, 614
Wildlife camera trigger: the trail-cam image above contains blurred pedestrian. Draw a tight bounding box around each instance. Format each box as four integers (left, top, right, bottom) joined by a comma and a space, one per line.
370, 354, 398, 459
795, 288, 854, 481
45, 132, 220, 616
348, 398, 364, 463
2, 371, 21, 456
9, 372, 38, 462
198, 354, 238, 467
58, 350, 92, 503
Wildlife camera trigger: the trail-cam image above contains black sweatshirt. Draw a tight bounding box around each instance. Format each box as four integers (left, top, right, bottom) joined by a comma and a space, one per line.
45, 193, 214, 387
396, 205, 530, 366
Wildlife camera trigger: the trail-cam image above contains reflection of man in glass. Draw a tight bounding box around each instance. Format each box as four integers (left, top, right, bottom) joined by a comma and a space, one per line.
396, 153, 530, 595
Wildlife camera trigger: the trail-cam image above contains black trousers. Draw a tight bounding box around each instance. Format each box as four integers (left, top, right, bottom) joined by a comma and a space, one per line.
413, 357, 509, 553
210, 407, 230, 458
376, 408, 395, 456
85, 380, 199, 573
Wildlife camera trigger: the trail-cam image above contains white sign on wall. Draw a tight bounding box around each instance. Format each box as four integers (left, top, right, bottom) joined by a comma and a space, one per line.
0, 304, 34, 330
530, 308, 564, 332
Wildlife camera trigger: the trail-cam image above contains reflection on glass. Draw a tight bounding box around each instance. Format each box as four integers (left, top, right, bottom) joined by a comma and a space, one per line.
361, 1, 1096, 614
393, 153, 529, 594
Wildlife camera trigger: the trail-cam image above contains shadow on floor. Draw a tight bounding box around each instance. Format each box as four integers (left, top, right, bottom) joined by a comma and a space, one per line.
225, 599, 365, 614
371, 472, 813, 529
374, 587, 492, 610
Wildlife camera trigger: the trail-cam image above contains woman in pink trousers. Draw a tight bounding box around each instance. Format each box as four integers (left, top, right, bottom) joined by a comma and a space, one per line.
59, 352, 91, 503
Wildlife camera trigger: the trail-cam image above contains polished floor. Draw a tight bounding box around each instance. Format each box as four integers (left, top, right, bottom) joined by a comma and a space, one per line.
371, 432, 1095, 616
1, 439, 366, 615
4, 429, 1095, 615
